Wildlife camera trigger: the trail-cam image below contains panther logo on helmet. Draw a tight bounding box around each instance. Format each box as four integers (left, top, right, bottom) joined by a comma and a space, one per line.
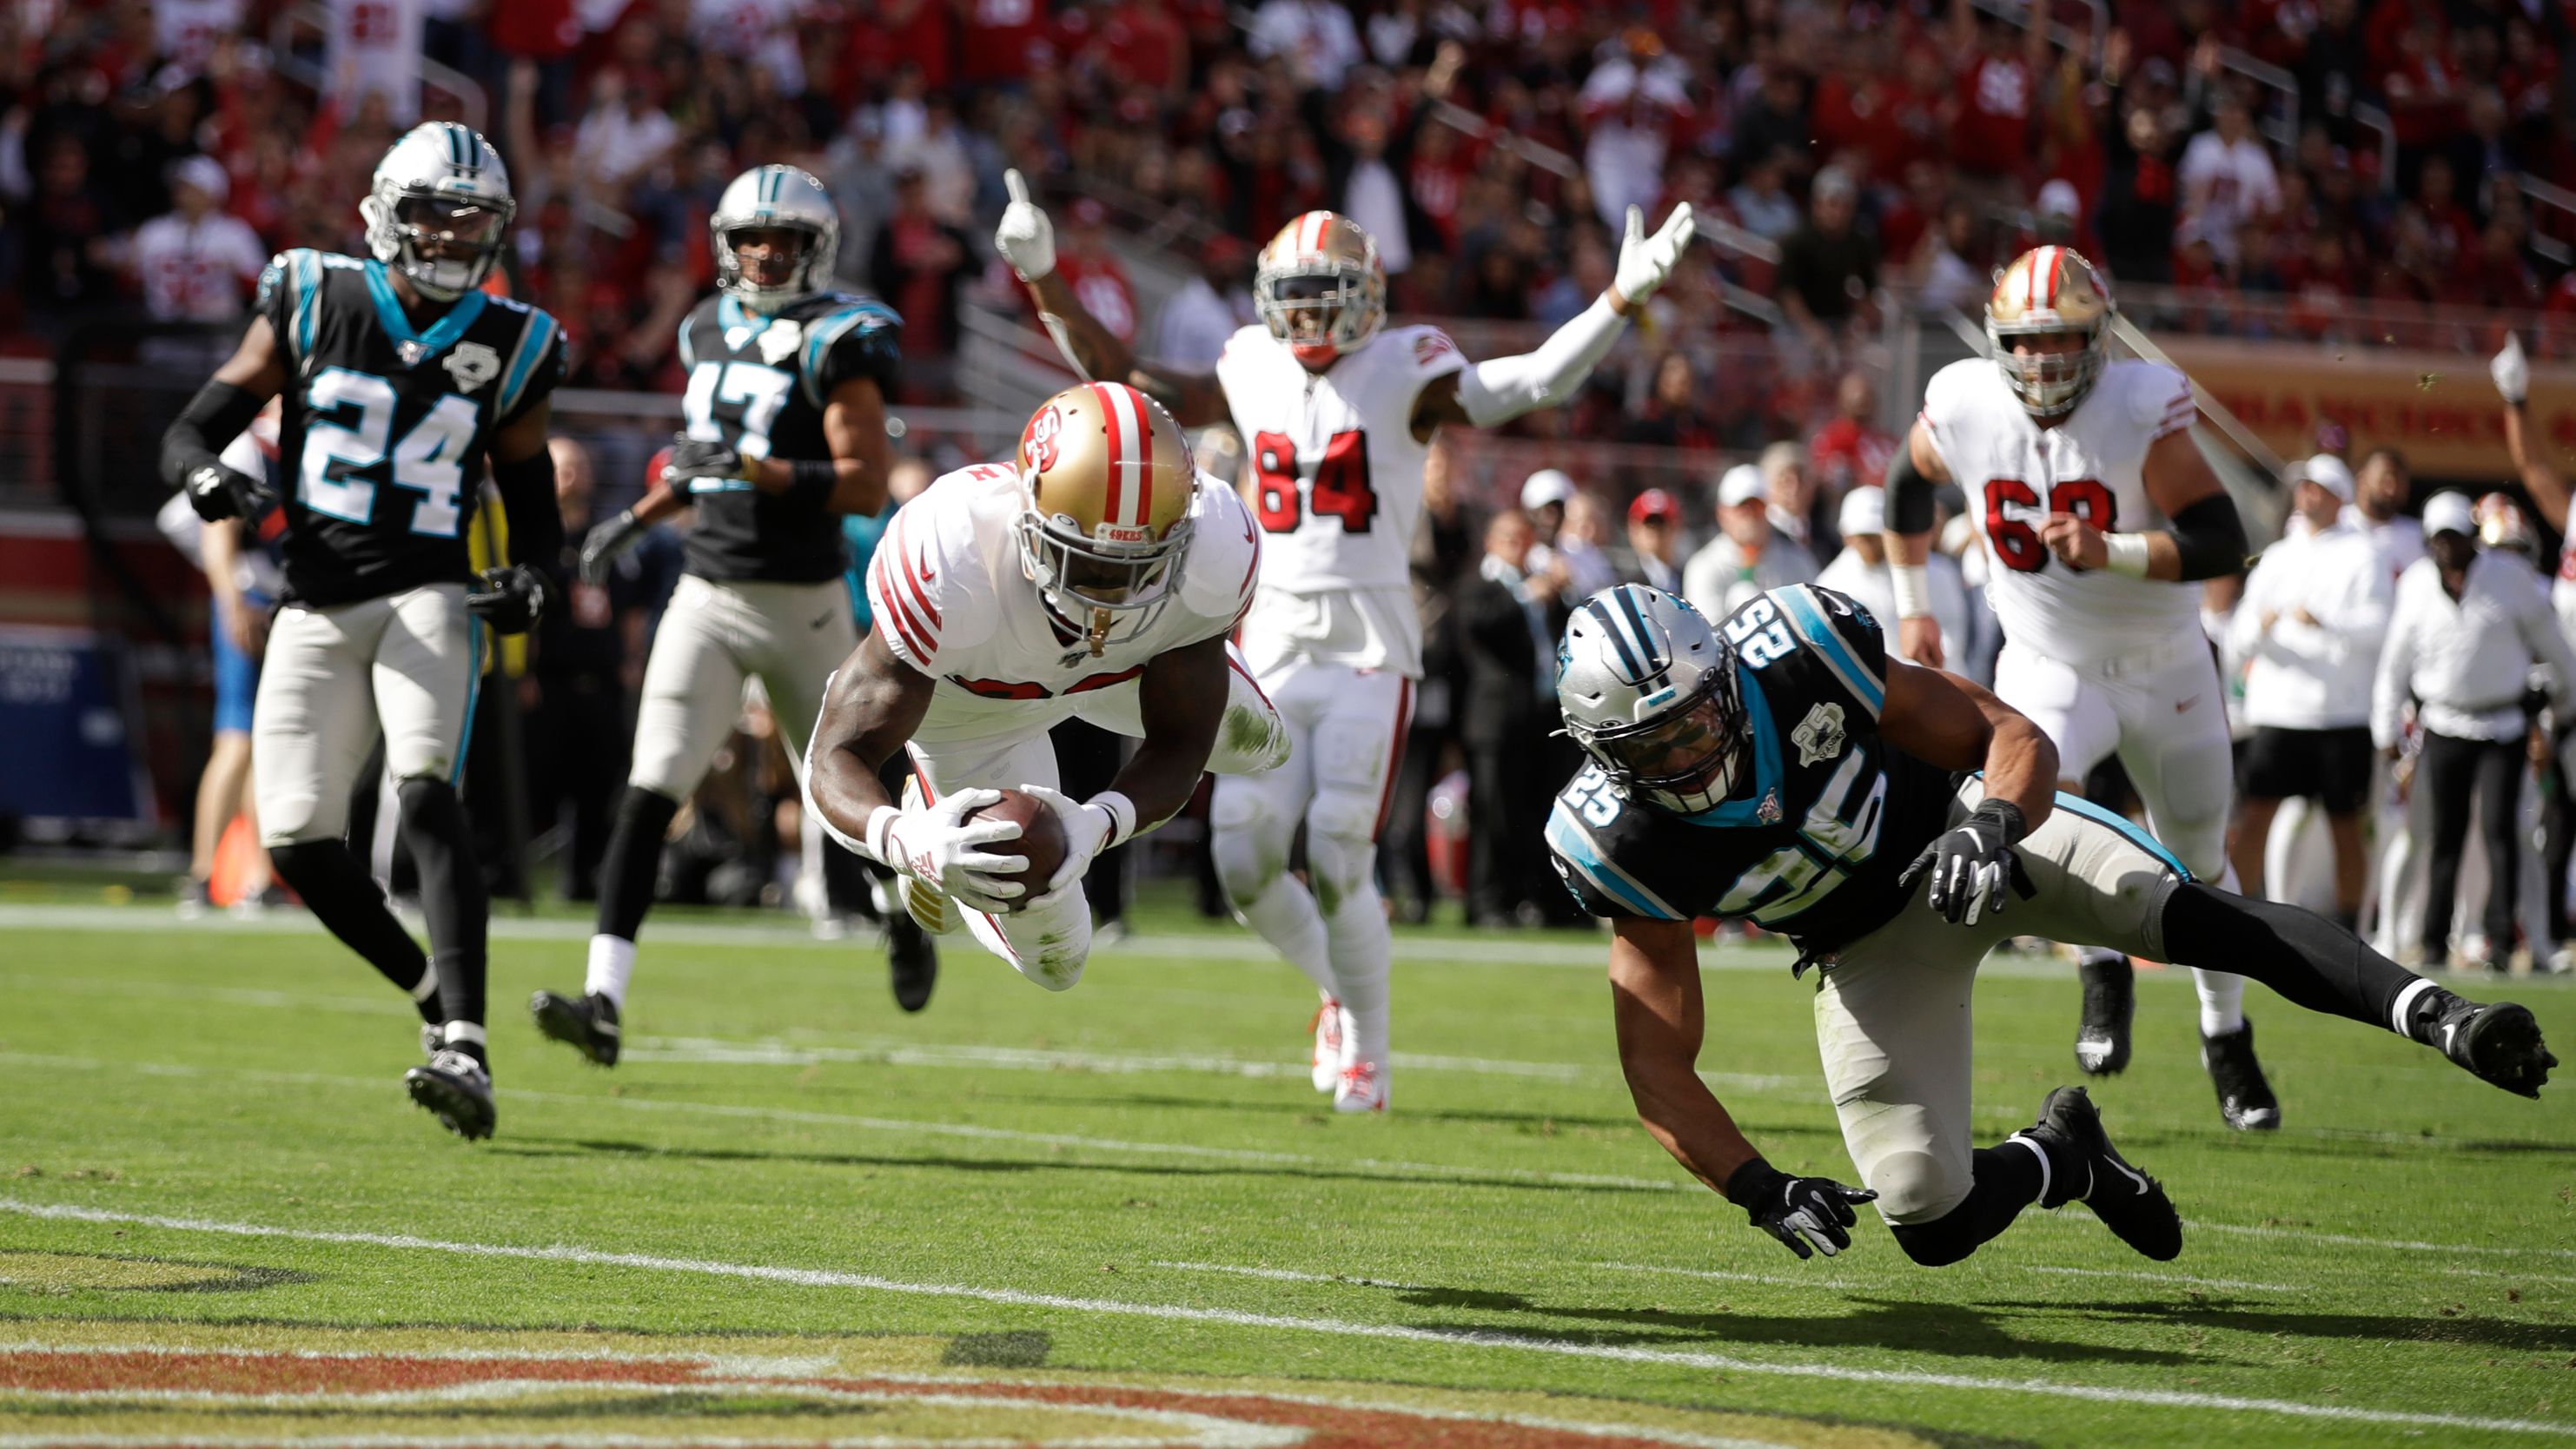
1010, 383, 1201, 656
1986, 246, 2114, 420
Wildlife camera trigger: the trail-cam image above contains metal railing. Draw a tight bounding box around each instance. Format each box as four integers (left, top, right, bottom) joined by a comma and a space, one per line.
1965, 0, 2107, 64
2518, 174, 2576, 268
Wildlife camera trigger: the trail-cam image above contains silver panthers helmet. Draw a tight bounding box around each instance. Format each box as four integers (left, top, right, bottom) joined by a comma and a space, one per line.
360, 122, 515, 302
1557, 585, 1748, 817
711, 164, 840, 314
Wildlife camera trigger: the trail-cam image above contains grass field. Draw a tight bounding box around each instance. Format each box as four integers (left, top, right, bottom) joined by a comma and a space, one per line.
4, 885, 2576, 1448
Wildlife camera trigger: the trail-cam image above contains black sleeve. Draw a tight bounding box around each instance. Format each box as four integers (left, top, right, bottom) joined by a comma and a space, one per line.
1886, 441, 1936, 534
500, 330, 568, 427
491, 447, 564, 569
2165, 493, 2250, 582
162, 380, 267, 489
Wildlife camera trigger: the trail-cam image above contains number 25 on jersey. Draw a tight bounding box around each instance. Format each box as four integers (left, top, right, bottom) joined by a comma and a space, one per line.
1252, 430, 1380, 533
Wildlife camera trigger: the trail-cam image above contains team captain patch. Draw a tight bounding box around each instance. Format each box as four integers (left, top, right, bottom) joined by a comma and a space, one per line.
1794, 702, 1848, 767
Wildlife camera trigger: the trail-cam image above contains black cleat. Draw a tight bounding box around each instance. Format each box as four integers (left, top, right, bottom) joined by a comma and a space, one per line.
2075, 954, 2135, 1075
2026, 1085, 2182, 1261
2433, 998, 2557, 1098
2201, 1020, 2281, 1131
530, 989, 621, 1067
885, 912, 938, 1013
403, 1050, 494, 1140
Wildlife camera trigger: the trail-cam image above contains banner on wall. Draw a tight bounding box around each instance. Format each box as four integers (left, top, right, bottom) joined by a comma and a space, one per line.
2151, 337, 2576, 484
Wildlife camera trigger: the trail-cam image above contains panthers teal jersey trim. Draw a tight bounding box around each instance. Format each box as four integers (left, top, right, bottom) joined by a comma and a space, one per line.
1778, 584, 1884, 717
362, 259, 488, 353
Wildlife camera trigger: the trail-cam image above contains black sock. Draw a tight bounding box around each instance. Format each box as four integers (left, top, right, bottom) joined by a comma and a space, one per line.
2159, 883, 2422, 1033
1886, 1144, 2050, 1267
396, 777, 487, 1036
597, 786, 680, 943
267, 839, 430, 1005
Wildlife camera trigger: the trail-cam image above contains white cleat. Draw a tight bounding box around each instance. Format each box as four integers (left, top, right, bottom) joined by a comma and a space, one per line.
1309, 995, 1346, 1093
1334, 1059, 1387, 1114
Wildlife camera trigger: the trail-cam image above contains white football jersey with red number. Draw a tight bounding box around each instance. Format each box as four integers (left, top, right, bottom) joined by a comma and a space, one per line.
866, 460, 1262, 744
1215, 322, 1466, 678
1919, 356, 2204, 669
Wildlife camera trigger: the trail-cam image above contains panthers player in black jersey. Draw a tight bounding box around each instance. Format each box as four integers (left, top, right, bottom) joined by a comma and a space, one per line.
531, 163, 924, 1066
1547, 583, 2555, 1267
159, 122, 565, 1141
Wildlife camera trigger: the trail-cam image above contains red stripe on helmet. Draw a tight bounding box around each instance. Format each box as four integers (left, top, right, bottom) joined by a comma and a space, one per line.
2044, 245, 2066, 303
1092, 381, 1127, 525
1131, 391, 1155, 526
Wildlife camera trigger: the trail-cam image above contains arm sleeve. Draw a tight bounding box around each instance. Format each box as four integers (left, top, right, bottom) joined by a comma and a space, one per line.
490, 447, 564, 568
800, 299, 904, 408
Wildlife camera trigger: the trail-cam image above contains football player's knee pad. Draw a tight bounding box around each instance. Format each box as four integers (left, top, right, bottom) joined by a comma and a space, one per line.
1863, 1148, 1972, 1227
1209, 777, 1292, 900
1303, 788, 1383, 916
1006, 901, 1092, 992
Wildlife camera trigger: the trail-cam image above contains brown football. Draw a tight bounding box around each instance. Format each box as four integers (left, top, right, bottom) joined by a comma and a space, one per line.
964, 788, 1069, 901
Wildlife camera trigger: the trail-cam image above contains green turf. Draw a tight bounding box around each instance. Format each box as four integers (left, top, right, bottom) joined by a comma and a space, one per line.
3, 893, 2573, 1447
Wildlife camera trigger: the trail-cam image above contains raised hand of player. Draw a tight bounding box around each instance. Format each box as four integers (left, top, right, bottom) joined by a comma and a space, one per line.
2039, 513, 2109, 571
1020, 783, 1116, 897
664, 434, 753, 487
1613, 202, 1697, 308
579, 509, 648, 586
182, 460, 274, 523
465, 564, 549, 634
1724, 1160, 1877, 1260
1895, 614, 1945, 671
2493, 332, 2530, 406
1898, 798, 2034, 926
995, 169, 1056, 282
881, 787, 1028, 913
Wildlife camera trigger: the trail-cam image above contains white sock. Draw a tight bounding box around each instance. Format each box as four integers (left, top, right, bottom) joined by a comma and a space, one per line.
2195, 968, 2247, 1038
586, 934, 638, 1009
1236, 874, 1338, 999
410, 960, 440, 1005
2006, 1131, 2056, 1203
1321, 881, 1391, 1069
441, 1020, 487, 1049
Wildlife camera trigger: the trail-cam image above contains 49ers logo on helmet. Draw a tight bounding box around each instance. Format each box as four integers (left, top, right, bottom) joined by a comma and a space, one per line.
1023, 404, 1066, 473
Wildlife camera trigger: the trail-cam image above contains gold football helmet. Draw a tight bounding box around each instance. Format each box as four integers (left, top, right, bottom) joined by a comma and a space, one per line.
1013, 382, 1199, 655
1255, 211, 1387, 368
2477, 493, 2538, 560
1987, 246, 2114, 419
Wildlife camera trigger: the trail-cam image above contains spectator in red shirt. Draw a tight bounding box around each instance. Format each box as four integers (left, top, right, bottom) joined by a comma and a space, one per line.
1808, 371, 1897, 496
867, 166, 977, 396
1950, 6, 2041, 201
957, 0, 1050, 88
1047, 197, 1140, 344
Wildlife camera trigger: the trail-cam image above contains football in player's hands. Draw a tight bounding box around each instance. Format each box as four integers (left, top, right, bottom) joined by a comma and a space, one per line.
963, 788, 1068, 904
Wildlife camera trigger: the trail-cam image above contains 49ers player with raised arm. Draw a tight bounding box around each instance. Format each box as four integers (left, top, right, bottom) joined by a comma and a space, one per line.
805, 383, 1289, 988
995, 172, 1694, 1112
1885, 248, 2275, 1132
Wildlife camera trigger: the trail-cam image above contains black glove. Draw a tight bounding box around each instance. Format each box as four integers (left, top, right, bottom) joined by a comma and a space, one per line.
664, 434, 750, 486
579, 509, 647, 586
1724, 1159, 1877, 1260
465, 564, 548, 634
1897, 797, 2035, 926
182, 462, 274, 523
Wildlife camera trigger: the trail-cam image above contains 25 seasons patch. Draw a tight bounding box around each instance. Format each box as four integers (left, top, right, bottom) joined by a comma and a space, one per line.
0, 1320, 1939, 1448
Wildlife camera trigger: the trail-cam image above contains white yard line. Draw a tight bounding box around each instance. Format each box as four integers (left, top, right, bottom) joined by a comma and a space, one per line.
0, 1198, 2566, 1439
1149, 1261, 1428, 1291
0, 1052, 1685, 1196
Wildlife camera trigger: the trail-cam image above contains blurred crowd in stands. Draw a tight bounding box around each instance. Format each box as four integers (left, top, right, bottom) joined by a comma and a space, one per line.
10, 0, 2575, 455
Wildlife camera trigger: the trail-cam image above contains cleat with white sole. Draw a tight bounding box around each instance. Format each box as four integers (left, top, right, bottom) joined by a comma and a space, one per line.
1309, 995, 1346, 1094
1334, 1059, 1387, 1114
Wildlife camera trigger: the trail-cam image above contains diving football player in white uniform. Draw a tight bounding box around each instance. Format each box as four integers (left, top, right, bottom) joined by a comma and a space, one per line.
995, 171, 1695, 1110
805, 382, 1288, 989
1886, 246, 2279, 1132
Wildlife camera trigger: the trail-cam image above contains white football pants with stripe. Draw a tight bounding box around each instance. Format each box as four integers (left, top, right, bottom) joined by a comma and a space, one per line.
1209, 660, 1414, 1082
1992, 635, 2248, 1036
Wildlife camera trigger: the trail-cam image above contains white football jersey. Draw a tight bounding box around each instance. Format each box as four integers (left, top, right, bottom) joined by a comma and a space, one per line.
1215, 321, 1465, 677
866, 460, 1262, 744
1919, 356, 2203, 670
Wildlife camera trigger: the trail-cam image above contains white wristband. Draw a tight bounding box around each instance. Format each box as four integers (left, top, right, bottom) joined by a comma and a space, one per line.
2101, 533, 2153, 578
1089, 790, 1139, 847
1889, 563, 1932, 619
863, 805, 902, 865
